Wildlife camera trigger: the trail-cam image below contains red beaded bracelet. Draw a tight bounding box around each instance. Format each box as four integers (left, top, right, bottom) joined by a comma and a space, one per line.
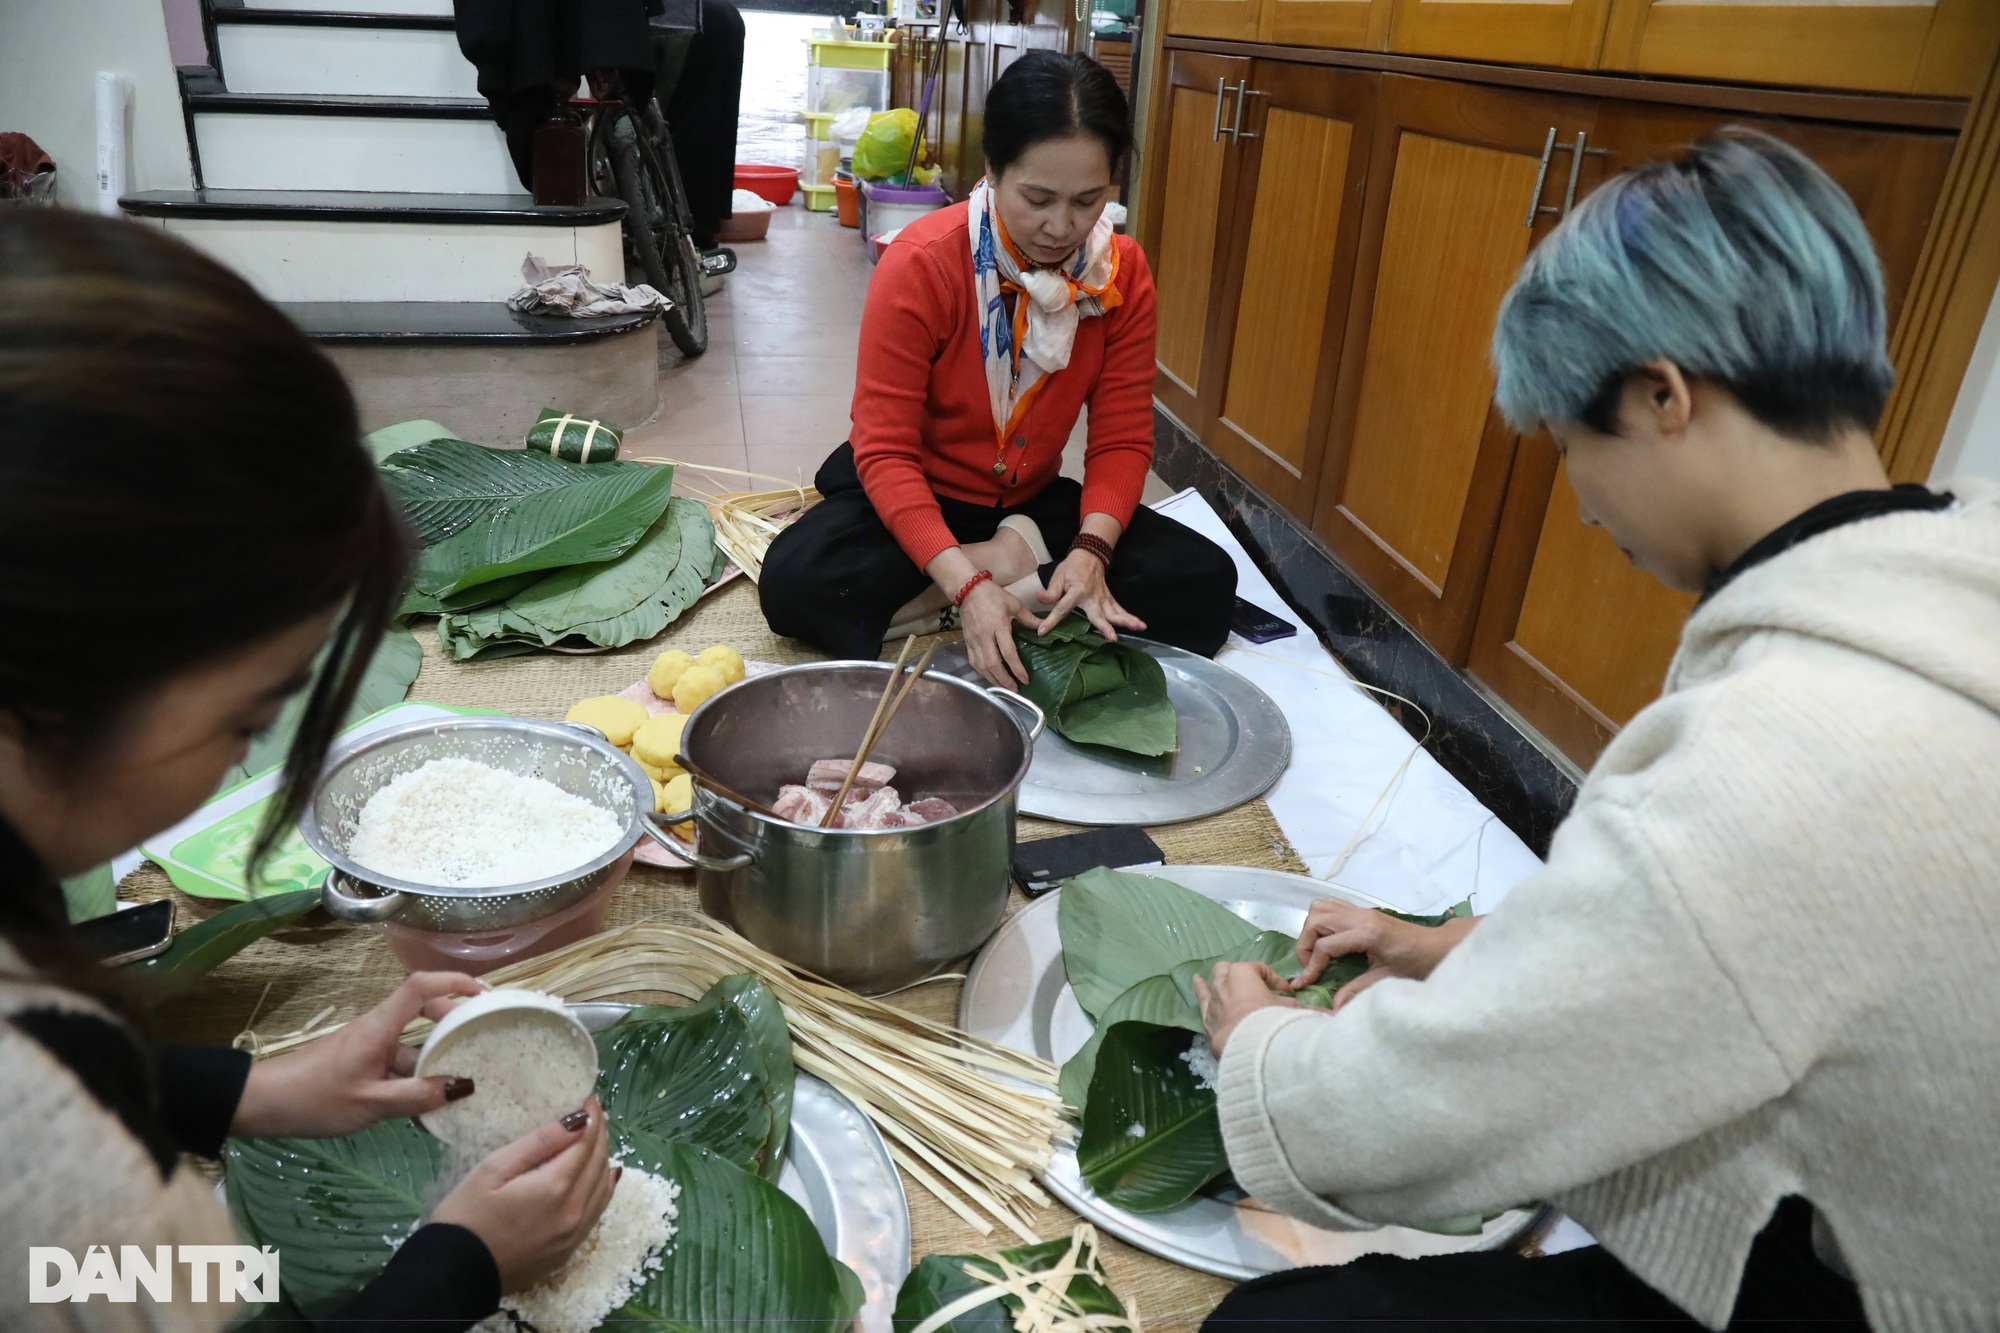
1069, 533, 1114, 566
954, 569, 993, 607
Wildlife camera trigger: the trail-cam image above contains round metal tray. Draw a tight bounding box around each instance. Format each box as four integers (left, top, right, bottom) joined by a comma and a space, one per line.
574, 1003, 911, 1333
933, 638, 1291, 825
957, 865, 1540, 1281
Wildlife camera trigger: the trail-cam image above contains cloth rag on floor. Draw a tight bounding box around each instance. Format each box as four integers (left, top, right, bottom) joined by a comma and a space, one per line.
507, 254, 671, 317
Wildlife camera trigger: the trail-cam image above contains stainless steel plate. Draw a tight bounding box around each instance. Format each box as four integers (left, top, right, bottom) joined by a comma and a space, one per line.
933, 638, 1291, 825
575, 1004, 911, 1333
957, 866, 1540, 1281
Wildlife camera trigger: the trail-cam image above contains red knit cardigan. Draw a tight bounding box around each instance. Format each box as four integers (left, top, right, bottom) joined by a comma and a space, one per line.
848, 200, 1159, 570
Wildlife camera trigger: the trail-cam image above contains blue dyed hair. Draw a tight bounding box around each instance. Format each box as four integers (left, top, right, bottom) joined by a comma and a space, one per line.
1491, 127, 1892, 442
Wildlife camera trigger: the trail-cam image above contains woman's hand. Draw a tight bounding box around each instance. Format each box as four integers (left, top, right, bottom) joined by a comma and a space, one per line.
959, 578, 1038, 689
230, 971, 485, 1139
1293, 899, 1478, 1010
432, 1097, 617, 1294
1035, 550, 1145, 642
1192, 961, 1301, 1058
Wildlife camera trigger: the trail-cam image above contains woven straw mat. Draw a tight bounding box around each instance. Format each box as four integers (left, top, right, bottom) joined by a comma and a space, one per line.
132, 577, 1308, 1323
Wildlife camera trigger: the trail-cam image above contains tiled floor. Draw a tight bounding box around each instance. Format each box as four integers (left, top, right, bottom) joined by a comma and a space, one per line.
621, 201, 1171, 502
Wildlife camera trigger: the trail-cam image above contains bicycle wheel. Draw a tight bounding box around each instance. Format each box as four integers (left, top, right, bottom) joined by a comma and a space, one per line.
602, 111, 707, 357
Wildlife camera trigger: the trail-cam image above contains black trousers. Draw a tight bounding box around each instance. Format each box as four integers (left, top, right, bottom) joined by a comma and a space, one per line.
661, 0, 744, 243
1205, 1199, 1866, 1331
760, 444, 1238, 661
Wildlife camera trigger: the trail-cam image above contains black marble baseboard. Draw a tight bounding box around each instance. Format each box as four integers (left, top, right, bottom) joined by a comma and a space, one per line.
1151, 408, 1578, 857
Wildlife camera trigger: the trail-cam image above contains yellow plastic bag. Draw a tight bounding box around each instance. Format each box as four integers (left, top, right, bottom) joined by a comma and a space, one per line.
852, 108, 920, 180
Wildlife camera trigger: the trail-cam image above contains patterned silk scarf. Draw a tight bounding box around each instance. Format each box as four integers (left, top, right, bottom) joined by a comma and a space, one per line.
968, 178, 1122, 476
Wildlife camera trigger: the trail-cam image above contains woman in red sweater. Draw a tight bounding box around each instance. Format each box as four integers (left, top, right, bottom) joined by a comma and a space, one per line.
760, 52, 1236, 687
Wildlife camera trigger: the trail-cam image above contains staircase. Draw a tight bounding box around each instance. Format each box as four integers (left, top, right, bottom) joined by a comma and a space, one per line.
121, 0, 661, 444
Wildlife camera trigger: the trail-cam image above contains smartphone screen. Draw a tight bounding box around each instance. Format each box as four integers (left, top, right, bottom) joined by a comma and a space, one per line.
72, 900, 175, 966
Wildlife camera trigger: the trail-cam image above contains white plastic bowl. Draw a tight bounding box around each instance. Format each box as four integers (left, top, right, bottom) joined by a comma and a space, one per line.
414, 989, 597, 1145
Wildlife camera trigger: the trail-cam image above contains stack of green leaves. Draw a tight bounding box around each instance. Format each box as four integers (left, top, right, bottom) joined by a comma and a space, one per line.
225, 976, 863, 1330
1056, 867, 1471, 1219
1012, 617, 1176, 756
375, 435, 724, 660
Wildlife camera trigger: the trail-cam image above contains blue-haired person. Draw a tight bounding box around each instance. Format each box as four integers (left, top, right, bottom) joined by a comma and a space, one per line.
1193, 128, 2000, 1329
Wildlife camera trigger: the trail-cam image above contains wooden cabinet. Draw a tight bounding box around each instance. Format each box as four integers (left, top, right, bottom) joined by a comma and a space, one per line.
1387, 0, 1610, 68
1466, 103, 1957, 765
1167, 0, 1998, 97
1142, 51, 1252, 434
1143, 53, 1374, 515
1310, 75, 1594, 657
1601, 0, 2000, 99
1167, 0, 1390, 51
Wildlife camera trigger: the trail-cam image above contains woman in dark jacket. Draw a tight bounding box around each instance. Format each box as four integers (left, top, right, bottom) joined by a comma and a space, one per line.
0, 211, 612, 1328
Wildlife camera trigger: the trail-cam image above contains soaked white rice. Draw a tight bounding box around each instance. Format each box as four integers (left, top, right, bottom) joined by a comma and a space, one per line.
349, 757, 621, 887
477, 1165, 681, 1332
1180, 1037, 1220, 1092
421, 1010, 597, 1157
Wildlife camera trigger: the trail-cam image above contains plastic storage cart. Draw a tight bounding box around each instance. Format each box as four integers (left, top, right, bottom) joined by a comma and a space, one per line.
806, 36, 893, 115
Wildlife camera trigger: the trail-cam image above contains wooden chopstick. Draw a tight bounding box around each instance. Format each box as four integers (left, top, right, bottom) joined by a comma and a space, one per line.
821, 639, 927, 828
672, 751, 781, 819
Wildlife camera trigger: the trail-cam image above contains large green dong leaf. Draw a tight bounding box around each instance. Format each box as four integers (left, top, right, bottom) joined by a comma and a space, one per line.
508, 500, 685, 633
1058, 867, 1261, 1019
381, 439, 678, 597
1013, 617, 1176, 757
596, 991, 779, 1177
225, 1120, 441, 1318
612, 1133, 863, 1333
1076, 1022, 1230, 1213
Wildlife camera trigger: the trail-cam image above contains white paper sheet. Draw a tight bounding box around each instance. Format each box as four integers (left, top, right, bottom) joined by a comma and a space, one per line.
1150, 490, 1545, 914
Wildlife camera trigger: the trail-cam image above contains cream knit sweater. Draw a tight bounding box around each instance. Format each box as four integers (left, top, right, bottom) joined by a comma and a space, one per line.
1216, 480, 2000, 1332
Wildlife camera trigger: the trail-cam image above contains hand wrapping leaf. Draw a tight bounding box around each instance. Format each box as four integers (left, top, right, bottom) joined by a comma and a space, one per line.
1013, 617, 1176, 756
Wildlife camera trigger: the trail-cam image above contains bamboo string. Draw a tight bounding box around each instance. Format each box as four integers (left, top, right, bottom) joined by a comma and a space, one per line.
1218, 641, 1435, 880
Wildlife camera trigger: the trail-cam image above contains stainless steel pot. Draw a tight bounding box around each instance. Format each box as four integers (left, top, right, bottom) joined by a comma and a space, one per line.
644, 661, 1043, 993
301, 716, 654, 930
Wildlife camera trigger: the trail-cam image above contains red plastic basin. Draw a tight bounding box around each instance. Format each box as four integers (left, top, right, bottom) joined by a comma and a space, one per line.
735, 163, 799, 206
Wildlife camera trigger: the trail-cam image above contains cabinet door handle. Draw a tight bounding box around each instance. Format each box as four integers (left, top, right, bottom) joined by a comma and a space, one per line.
1211, 77, 1231, 142
1525, 126, 1561, 228
1559, 131, 1609, 216
1232, 85, 1267, 142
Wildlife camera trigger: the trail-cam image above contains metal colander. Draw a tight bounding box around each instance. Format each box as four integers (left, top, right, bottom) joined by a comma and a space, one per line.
299, 716, 652, 931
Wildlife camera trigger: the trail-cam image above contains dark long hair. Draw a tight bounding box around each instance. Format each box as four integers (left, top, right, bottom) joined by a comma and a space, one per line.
982, 51, 1131, 178
0, 211, 412, 896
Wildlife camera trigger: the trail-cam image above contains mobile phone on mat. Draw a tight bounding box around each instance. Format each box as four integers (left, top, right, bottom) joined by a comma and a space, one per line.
1231, 596, 1298, 644
73, 899, 176, 966
1012, 826, 1166, 897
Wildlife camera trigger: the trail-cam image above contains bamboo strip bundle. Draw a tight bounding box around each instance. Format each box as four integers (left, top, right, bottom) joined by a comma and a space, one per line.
660, 458, 820, 584
245, 918, 1065, 1240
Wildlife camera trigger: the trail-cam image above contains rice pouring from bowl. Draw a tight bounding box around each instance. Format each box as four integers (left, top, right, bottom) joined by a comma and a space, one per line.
416, 989, 598, 1155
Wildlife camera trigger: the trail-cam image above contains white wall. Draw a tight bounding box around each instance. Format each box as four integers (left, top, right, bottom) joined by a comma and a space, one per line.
0, 0, 192, 207
1931, 276, 2000, 483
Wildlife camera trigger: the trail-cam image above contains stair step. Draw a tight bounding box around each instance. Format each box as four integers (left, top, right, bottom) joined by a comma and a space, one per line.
188, 92, 490, 118
121, 190, 628, 303
236, 0, 453, 15
120, 188, 623, 225
189, 95, 516, 193
212, 8, 456, 29
213, 12, 476, 98
281, 301, 658, 345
